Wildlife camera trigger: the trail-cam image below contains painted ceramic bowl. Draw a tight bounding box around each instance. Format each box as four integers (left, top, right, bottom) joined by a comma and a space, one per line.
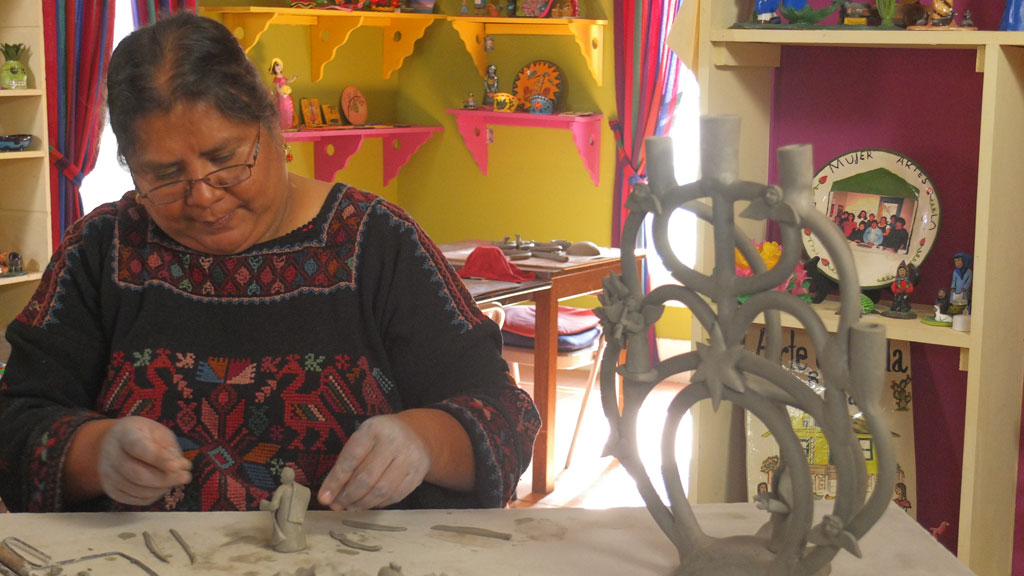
492, 93, 519, 113
0, 134, 32, 152
529, 94, 555, 115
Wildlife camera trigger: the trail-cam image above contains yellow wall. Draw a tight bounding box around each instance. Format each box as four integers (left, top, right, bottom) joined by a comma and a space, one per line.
204, 0, 692, 338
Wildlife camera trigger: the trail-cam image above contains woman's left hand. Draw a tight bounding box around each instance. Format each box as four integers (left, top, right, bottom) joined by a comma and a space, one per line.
318, 414, 431, 510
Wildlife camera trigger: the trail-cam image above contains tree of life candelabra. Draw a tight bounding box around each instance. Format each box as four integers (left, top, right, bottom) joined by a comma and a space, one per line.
594, 116, 895, 576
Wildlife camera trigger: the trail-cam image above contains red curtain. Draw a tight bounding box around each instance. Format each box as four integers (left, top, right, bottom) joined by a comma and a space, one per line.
44, 1, 117, 245
610, 0, 684, 247
132, 0, 197, 28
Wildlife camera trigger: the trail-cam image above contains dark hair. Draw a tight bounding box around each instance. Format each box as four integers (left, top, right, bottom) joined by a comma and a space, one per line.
106, 11, 278, 165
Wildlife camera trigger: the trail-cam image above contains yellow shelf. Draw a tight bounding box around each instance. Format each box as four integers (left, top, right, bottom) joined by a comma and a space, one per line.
199, 6, 443, 81
447, 16, 606, 85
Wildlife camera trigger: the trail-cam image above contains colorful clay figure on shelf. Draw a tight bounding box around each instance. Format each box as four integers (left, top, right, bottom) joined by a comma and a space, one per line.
949, 252, 972, 314
269, 58, 298, 130
882, 260, 917, 319
483, 65, 498, 107
259, 467, 311, 553
1002, 0, 1024, 30
780, 0, 843, 25
0, 43, 29, 90
912, 0, 955, 27
754, 0, 782, 24
463, 91, 477, 109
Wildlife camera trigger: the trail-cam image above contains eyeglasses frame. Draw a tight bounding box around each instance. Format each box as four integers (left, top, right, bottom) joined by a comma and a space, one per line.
133, 125, 262, 206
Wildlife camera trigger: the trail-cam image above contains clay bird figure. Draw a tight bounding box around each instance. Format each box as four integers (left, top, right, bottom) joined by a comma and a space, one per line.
780, 0, 843, 24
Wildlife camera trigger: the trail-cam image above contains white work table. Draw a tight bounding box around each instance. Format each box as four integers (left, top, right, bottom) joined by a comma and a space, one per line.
0, 503, 973, 575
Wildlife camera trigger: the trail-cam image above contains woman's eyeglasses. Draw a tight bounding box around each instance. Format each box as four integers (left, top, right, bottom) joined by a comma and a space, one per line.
134, 126, 261, 206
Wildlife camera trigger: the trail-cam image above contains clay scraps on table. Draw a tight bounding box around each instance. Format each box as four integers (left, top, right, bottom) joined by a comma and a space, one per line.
429, 524, 512, 541
341, 519, 407, 532
169, 529, 197, 565
328, 530, 382, 552
142, 530, 170, 564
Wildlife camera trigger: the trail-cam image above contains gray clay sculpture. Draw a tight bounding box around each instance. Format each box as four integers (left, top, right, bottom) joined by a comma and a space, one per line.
260, 467, 312, 553
594, 115, 895, 576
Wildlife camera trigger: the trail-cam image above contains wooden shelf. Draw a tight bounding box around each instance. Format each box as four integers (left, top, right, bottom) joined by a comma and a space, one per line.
0, 150, 45, 161
198, 6, 443, 81
0, 88, 44, 98
0, 272, 42, 287
283, 125, 442, 186
446, 109, 602, 185
448, 16, 606, 85
696, 5, 1024, 575
749, 300, 972, 350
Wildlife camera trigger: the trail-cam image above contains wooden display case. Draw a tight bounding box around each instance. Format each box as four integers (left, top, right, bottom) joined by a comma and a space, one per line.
690, 6, 1024, 576
0, 1, 52, 324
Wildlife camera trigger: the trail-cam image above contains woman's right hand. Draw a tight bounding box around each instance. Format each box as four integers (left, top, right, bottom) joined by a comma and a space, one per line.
98, 416, 193, 506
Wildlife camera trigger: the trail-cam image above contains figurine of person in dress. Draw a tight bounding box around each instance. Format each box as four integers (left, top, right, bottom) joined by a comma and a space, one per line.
950, 252, 972, 312
260, 467, 311, 553
483, 65, 499, 107
269, 58, 298, 130
933, 288, 952, 323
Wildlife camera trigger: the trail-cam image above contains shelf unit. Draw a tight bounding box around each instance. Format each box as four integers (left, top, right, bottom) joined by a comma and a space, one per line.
0, 1, 52, 325
692, 6, 1024, 576
198, 6, 444, 81
283, 126, 442, 186
447, 16, 606, 85
447, 109, 602, 185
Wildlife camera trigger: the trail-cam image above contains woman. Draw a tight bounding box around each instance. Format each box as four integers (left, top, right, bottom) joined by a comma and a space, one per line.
0, 12, 539, 513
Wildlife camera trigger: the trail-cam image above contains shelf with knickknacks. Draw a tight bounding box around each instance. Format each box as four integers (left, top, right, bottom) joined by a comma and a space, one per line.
198, 6, 444, 82
447, 15, 605, 86
447, 108, 602, 185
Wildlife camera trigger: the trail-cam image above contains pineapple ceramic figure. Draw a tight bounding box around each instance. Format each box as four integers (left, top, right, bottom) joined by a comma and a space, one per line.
1, 43, 29, 90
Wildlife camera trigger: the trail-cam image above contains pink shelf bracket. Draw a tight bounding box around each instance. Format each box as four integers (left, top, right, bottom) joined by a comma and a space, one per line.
312, 136, 367, 183
285, 126, 443, 185
381, 128, 442, 185
448, 109, 602, 186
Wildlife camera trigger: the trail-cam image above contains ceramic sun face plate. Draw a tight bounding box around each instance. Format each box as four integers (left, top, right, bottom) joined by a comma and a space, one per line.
801, 149, 941, 289
512, 60, 561, 112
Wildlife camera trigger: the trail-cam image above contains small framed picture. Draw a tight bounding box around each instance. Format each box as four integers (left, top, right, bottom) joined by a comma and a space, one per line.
300, 98, 323, 127
321, 104, 342, 126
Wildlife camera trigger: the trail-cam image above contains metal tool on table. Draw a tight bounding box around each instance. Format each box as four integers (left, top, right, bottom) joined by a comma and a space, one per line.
493, 235, 571, 263
0, 536, 158, 576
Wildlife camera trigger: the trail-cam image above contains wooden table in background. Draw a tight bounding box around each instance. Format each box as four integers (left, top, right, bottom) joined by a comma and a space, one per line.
442, 242, 639, 495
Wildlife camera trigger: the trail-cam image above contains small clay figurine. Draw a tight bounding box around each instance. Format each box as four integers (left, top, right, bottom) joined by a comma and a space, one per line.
269, 58, 299, 130
949, 252, 972, 314
460, 0, 468, 14
754, 0, 782, 23
931, 288, 953, 323
881, 260, 917, 319
463, 91, 477, 109
483, 65, 498, 106
259, 467, 311, 553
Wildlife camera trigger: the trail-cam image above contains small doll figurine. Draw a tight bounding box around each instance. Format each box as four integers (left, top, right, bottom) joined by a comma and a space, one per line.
269, 58, 298, 130
949, 252, 972, 314
882, 260, 918, 319
463, 91, 478, 109
483, 65, 498, 106
933, 288, 953, 323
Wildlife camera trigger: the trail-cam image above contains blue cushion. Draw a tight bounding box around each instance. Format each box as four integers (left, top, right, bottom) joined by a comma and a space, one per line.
502, 326, 602, 352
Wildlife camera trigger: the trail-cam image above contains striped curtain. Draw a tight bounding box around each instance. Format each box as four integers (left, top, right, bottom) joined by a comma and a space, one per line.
610, 0, 684, 247
44, 1, 117, 244
132, 0, 197, 28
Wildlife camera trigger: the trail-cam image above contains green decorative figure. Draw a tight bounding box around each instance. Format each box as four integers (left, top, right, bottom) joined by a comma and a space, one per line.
876, 0, 897, 27
780, 0, 842, 25
1, 43, 29, 90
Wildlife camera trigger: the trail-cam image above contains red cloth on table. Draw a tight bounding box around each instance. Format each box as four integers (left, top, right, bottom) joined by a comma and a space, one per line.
456, 245, 536, 282
502, 305, 601, 338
